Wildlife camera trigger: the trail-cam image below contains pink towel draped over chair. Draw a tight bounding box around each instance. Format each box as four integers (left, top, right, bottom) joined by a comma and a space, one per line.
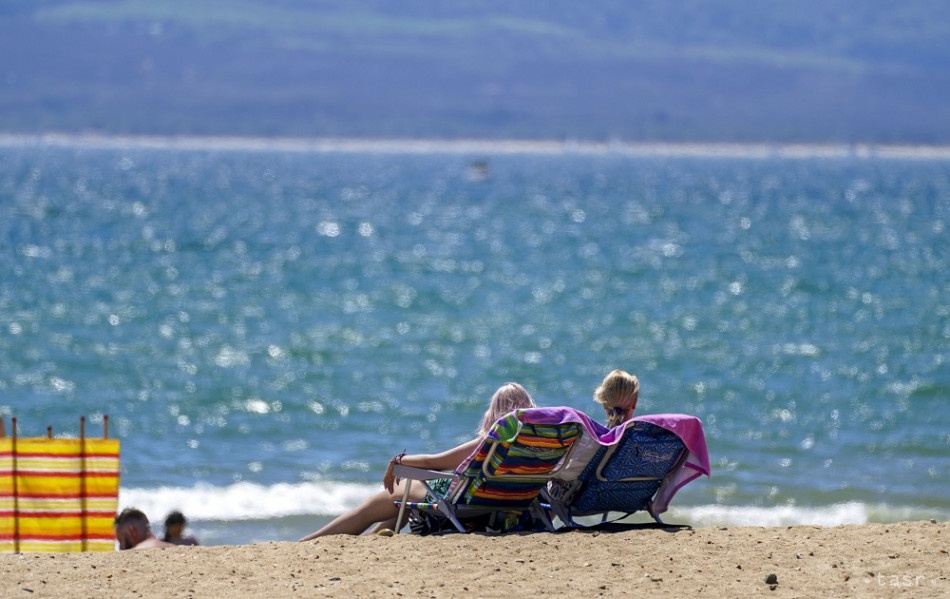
630, 414, 711, 514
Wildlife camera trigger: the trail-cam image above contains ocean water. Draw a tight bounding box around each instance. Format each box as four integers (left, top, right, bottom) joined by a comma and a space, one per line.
1, 136, 947, 545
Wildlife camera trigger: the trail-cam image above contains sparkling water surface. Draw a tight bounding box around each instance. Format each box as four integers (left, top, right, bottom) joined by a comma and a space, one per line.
1, 141, 947, 543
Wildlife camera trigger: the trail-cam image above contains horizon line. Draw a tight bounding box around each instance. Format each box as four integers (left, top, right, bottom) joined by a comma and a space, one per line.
3, 132, 950, 160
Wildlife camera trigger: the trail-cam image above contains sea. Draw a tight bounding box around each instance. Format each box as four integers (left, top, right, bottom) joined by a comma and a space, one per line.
1, 134, 947, 546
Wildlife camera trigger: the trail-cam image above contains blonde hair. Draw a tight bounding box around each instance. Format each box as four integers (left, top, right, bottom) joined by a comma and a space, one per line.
593, 369, 639, 427
477, 382, 537, 435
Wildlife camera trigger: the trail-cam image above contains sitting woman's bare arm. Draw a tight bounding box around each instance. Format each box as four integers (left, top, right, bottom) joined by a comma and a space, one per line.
401, 438, 481, 470
383, 438, 481, 493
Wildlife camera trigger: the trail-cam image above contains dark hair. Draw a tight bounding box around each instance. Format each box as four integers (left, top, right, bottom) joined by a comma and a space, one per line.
115, 507, 150, 532
164, 510, 187, 527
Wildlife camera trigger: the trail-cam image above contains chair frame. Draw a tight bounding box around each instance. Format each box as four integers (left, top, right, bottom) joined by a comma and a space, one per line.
541, 423, 689, 529
392, 417, 580, 533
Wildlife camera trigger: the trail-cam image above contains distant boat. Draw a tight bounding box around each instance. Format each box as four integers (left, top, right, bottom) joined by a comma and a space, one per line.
466, 159, 490, 182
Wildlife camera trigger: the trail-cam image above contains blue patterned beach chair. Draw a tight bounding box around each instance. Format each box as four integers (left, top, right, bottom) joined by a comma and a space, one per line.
392, 407, 587, 534
542, 414, 710, 528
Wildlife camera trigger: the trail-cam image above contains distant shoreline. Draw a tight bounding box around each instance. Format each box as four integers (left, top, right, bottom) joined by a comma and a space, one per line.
3, 132, 950, 160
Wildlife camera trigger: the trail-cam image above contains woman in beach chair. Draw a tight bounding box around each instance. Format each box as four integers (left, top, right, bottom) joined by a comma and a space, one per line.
539, 369, 710, 529
298, 382, 536, 540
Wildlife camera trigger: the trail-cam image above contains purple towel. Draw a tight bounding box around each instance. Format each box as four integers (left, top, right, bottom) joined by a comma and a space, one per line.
629, 414, 711, 514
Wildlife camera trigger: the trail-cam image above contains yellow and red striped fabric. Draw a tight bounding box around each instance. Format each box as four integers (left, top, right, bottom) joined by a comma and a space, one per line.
0, 437, 120, 553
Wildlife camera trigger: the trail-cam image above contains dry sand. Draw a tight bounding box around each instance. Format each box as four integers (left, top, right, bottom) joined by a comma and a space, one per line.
1, 520, 946, 598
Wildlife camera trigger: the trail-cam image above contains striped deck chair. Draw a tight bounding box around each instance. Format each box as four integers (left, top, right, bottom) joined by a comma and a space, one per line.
392, 407, 586, 534
542, 414, 709, 529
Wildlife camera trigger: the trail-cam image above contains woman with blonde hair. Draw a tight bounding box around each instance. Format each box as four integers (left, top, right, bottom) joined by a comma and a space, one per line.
593, 369, 640, 427
299, 382, 536, 539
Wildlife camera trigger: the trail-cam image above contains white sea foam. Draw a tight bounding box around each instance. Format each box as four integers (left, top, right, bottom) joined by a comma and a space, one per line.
120, 481, 948, 529
668, 502, 949, 528
119, 480, 376, 523
3, 132, 950, 160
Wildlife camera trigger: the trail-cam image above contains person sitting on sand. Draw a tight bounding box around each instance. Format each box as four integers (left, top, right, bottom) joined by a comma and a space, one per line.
114, 507, 175, 550
162, 510, 199, 546
593, 369, 640, 427
299, 382, 537, 540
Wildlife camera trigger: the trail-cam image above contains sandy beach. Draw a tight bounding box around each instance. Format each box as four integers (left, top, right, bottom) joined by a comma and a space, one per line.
1, 520, 946, 598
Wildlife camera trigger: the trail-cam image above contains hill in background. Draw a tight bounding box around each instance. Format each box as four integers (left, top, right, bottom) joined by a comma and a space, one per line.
2, 1, 949, 143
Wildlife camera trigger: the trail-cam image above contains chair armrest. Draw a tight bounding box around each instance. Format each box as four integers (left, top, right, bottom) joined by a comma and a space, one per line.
391, 463, 457, 533
392, 463, 455, 481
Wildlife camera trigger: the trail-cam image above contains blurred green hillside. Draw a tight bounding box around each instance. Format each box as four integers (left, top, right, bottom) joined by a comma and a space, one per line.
2, 1, 948, 142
